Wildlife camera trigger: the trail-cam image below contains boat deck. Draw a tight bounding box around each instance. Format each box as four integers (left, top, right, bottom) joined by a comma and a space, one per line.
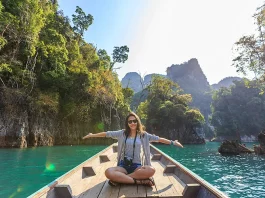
31, 144, 228, 198
77, 154, 185, 198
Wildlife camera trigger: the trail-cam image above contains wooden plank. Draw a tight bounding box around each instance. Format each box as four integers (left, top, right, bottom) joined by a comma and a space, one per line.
98, 165, 146, 198
82, 166, 96, 177
100, 155, 111, 163
150, 145, 228, 198
182, 184, 201, 198
77, 154, 117, 198
99, 167, 146, 198
54, 185, 72, 198
151, 154, 162, 161
61, 158, 104, 196
164, 165, 176, 174
98, 181, 121, 198
166, 174, 185, 196
137, 185, 147, 198
118, 184, 138, 198
96, 160, 121, 198
152, 161, 181, 198
34, 145, 116, 198
146, 184, 159, 198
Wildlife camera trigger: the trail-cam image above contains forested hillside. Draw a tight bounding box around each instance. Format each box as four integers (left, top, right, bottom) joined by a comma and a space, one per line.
137, 76, 205, 144
211, 80, 265, 141
2, 0, 265, 147
211, 77, 242, 90
0, 0, 131, 147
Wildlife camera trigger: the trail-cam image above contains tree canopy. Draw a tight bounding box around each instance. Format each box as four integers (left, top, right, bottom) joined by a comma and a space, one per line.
137, 75, 205, 139
0, 0, 130, 137
211, 79, 265, 139
233, 3, 265, 90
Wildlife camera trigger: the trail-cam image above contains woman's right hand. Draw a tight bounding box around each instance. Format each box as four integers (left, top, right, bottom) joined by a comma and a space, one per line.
82, 133, 92, 139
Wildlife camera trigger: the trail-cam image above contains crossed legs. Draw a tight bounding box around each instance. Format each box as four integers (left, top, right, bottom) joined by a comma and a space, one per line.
105, 165, 155, 185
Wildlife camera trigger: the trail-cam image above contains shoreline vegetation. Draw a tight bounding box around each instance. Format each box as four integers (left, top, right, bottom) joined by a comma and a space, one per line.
0, 1, 205, 148
0, 1, 265, 152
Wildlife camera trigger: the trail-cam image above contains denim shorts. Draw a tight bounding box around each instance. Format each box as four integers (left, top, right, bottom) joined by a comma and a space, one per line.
118, 160, 142, 174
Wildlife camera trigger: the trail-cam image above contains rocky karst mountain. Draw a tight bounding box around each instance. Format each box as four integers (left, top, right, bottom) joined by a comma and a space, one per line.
121, 72, 143, 93
122, 59, 241, 117
166, 58, 212, 117
121, 72, 166, 93
167, 58, 210, 93
121, 59, 243, 140
211, 77, 242, 90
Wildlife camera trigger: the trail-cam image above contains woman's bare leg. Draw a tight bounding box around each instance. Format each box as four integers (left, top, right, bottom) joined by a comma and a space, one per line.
105, 166, 156, 186
128, 165, 155, 179
105, 167, 134, 184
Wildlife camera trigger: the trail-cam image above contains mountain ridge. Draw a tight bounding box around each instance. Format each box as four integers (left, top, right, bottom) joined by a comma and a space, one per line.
121, 58, 242, 93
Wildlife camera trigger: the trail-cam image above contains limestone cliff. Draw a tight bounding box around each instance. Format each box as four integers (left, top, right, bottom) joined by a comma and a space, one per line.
155, 126, 205, 144
0, 88, 118, 148
0, 88, 56, 148
121, 72, 166, 93
121, 72, 142, 93
166, 58, 211, 117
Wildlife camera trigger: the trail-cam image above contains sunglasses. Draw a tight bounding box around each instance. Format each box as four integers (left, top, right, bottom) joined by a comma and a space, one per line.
128, 119, 138, 124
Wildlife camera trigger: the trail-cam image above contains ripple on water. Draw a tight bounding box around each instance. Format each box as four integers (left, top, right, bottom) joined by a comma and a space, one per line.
156, 142, 265, 198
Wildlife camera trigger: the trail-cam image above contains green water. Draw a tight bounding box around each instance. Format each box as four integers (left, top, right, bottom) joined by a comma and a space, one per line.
0, 145, 107, 198
156, 142, 265, 198
0, 142, 264, 198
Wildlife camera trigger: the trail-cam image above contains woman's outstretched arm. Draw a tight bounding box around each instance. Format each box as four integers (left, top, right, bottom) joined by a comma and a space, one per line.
158, 137, 184, 148
82, 132, 107, 139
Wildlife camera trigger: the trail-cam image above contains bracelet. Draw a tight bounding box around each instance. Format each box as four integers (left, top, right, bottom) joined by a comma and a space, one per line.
170, 140, 174, 146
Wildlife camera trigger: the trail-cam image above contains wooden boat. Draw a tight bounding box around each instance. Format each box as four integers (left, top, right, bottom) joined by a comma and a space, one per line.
29, 143, 228, 198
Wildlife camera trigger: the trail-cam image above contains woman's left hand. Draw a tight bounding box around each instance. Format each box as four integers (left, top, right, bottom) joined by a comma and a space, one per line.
173, 140, 184, 148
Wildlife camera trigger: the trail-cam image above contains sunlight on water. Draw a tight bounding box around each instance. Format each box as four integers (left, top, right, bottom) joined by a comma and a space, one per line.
156, 142, 265, 198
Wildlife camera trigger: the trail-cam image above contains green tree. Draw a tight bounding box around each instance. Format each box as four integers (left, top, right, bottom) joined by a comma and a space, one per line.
137, 75, 205, 142
233, 3, 265, 90
0, 1, 132, 145
72, 6, 93, 39
110, 46, 129, 70
211, 80, 265, 139
97, 49, 111, 70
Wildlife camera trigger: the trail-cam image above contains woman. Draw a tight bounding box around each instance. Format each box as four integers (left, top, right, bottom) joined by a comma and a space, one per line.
82, 112, 183, 186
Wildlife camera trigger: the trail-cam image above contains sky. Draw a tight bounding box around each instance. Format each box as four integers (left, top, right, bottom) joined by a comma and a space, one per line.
58, 0, 264, 84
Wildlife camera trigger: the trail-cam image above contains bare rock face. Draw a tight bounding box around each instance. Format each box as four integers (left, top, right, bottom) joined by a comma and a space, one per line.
1, 88, 121, 147
157, 126, 205, 144
18, 122, 27, 148
121, 72, 142, 93
254, 133, 265, 155
218, 140, 254, 155
31, 133, 54, 147
0, 88, 57, 148
0, 108, 29, 148
18, 135, 27, 148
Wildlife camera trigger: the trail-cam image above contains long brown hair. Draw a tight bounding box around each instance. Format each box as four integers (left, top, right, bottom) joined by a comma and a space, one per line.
124, 112, 144, 137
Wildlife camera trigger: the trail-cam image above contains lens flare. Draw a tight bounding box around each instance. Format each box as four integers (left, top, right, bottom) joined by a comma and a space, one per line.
45, 162, 56, 171
97, 122, 104, 130
17, 187, 22, 192
8, 185, 23, 198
